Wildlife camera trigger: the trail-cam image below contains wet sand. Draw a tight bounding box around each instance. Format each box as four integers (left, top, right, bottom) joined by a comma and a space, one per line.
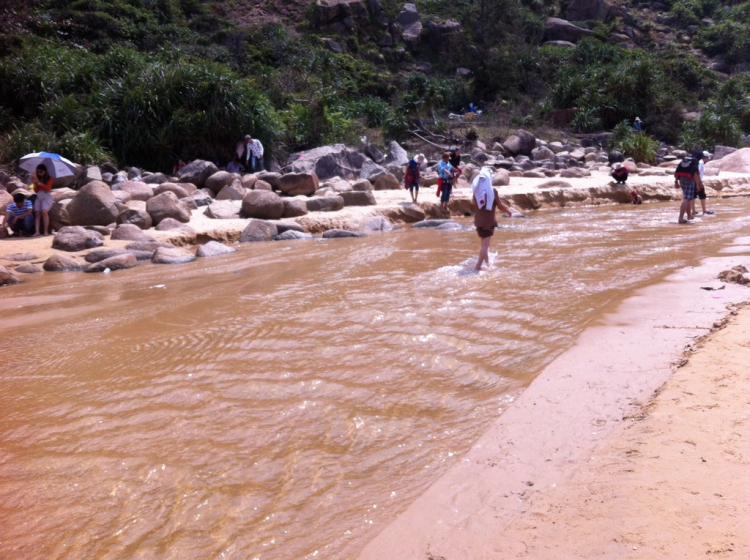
357, 252, 750, 559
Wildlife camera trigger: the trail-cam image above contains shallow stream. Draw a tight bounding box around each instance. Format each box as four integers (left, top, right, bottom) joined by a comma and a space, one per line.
2, 199, 750, 559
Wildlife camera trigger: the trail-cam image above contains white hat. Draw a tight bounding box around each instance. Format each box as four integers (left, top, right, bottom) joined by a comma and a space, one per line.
416, 153, 425, 162
613, 162, 623, 169
635, 117, 641, 121
702, 151, 711, 158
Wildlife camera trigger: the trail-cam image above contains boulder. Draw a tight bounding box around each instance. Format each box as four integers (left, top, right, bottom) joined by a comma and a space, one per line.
543, 18, 594, 43
567, 0, 612, 21
191, 191, 213, 207
155, 218, 196, 232
111, 223, 156, 242
240, 219, 278, 243
152, 246, 196, 265
178, 160, 219, 188
43, 254, 83, 271
241, 174, 258, 190
560, 167, 592, 178
0, 190, 11, 214
216, 181, 246, 201
196, 241, 237, 258
384, 141, 409, 166
425, 19, 461, 50
373, 173, 401, 190
0, 265, 21, 286
340, 191, 376, 206
493, 169, 511, 186
713, 146, 738, 161
706, 148, 750, 173
276, 221, 307, 234
411, 219, 452, 228
282, 198, 309, 218
360, 160, 387, 181
242, 190, 284, 219
395, 3, 422, 43
52, 226, 104, 252
275, 230, 314, 241
142, 172, 168, 185
66, 181, 119, 226
290, 144, 366, 181
277, 172, 320, 196
84, 253, 138, 273
205, 200, 242, 220
116, 181, 154, 202
117, 208, 153, 230
154, 183, 190, 199
0, 252, 37, 261
352, 179, 373, 191
364, 143, 385, 164
532, 146, 556, 161
363, 216, 393, 231
204, 171, 237, 195
306, 196, 345, 212
322, 229, 366, 239
85, 248, 132, 263
256, 171, 281, 189
112, 190, 133, 204
125, 241, 176, 252
74, 166, 102, 189
254, 180, 273, 191
503, 129, 537, 156
146, 191, 191, 225
14, 263, 41, 274
127, 167, 141, 180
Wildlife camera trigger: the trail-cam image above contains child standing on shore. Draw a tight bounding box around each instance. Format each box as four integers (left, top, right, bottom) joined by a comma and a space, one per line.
404, 154, 425, 203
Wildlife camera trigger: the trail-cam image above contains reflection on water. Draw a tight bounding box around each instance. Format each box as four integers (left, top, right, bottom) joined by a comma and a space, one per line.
1, 200, 749, 559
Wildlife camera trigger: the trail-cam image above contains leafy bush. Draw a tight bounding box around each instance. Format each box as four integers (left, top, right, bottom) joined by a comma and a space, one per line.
679, 106, 743, 151
611, 131, 660, 163
0, 122, 110, 165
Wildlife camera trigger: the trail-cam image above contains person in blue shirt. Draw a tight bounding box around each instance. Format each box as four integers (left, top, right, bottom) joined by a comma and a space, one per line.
437, 152, 455, 212
2, 193, 35, 237
633, 117, 642, 132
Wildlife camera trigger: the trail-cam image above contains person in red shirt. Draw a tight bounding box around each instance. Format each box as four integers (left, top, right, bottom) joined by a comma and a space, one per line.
404, 154, 425, 203
30, 164, 53, 236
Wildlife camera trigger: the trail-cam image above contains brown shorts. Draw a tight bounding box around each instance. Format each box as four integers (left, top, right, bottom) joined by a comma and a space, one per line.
476, 227, 494, 238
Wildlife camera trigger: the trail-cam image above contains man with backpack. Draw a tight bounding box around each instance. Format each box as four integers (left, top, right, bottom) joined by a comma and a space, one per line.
674, 154, 700, 223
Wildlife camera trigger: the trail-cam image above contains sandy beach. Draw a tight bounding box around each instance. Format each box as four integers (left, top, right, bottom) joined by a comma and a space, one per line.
357, 250, 750, 559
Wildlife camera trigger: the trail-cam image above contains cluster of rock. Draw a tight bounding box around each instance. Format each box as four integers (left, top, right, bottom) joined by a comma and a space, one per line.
315, 1, 461, 61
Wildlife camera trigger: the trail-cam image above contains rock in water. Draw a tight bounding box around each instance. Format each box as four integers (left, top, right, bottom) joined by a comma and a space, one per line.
43, 254, 84, 271
196, 241, 237, 258
84, 253, 138, 273
240, 220, 278, 243
152, 246, 197, 264
0, 265, 21, 285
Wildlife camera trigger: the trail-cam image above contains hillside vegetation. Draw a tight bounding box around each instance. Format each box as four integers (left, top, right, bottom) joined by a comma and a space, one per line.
1, 0, 750, 171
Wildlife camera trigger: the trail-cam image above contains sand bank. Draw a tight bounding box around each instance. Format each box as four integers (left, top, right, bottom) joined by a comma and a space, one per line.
356, 250, 750, 559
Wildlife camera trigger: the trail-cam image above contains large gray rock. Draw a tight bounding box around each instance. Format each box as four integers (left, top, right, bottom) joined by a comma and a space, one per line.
84, 253, 138, 273
360, 160, 387, 181
110, 223, 156, 242
43, 253, 83, 271
205, 200, 242, 220
142, 172, 168, 185
125, 241, 175, 252
306, 196, 344, 212
116, 181, 154, 202
322, 229, 366, 239
154, 183, 190, 199
242, 190, 284, 219
543, 18, 594, 43
50, 198, 73, 231
290, 144, 367, 181
216, 181, 246, 201
493, 169, 511, 186
240, 219, 278, 242
277, 173, 320, 196
66, 181, 119, 226
532, 146, 556, 161
178, 160, 219, 188
155, 218, 195, 232
256, 171, 281, 190
85, 248, 133, 263
373, 173, 401, 190
282, 198, 309, 218
117, 207, 153, 230
52, 226, 105, 252
74, 166, 102, 189
204, 171, 237, 195
503, 129, 537, 156
275, 230, 314, 241
196, 241, 237, 258
364, 143, 385, 164
395, 3, 422, 43
567, 0, 612, 21
352, 179, 373, 191
713, 146, 738, 161
0, 265, 22, 285
340, 191, 376, 206
152, 246, 196, 264
384, 141, 409, 166
146, 191, 191, 225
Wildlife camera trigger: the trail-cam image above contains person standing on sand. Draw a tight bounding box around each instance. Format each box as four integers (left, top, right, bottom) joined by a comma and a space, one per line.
404, 154, 425, 203
240, 135, 264, 173
437, 152, 455, 212
674, 154, 700, 223
692, 151, 714, 216
30, 164, 53, 236
472, 167, 512, 272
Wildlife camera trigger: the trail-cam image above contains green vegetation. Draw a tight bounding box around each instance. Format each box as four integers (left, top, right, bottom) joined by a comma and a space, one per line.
1, 0, 749, 171
610, 121, 660, 163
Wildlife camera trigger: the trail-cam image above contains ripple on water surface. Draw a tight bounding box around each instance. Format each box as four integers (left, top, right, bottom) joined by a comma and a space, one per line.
2, 200, 750, 559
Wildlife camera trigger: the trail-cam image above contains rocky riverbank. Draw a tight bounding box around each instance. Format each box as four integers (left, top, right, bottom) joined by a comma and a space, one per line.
4, 140, 750, 285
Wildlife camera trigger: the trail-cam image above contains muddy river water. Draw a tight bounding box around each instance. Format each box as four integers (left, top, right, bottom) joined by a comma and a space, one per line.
2, 199, 750, 559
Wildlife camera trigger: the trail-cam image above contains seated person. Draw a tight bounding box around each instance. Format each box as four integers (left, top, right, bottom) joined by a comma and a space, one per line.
631, 187, 643, 205
2, 193, 35, 237
226, 156, 244, 174
611, 162, 628, 184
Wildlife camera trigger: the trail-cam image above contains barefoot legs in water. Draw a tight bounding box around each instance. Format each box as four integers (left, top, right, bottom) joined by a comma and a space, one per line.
475, 236, 492, 272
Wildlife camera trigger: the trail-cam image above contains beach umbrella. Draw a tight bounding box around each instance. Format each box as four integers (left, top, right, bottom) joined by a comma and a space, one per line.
19, 152, 78, 179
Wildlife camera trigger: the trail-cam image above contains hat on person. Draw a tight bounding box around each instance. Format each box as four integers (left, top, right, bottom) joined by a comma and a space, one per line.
613, 162, 623, 169
416, 153, 425, 163
702, 151, 711, 158
245, 135, 252, 140
635, 117, 641, 122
